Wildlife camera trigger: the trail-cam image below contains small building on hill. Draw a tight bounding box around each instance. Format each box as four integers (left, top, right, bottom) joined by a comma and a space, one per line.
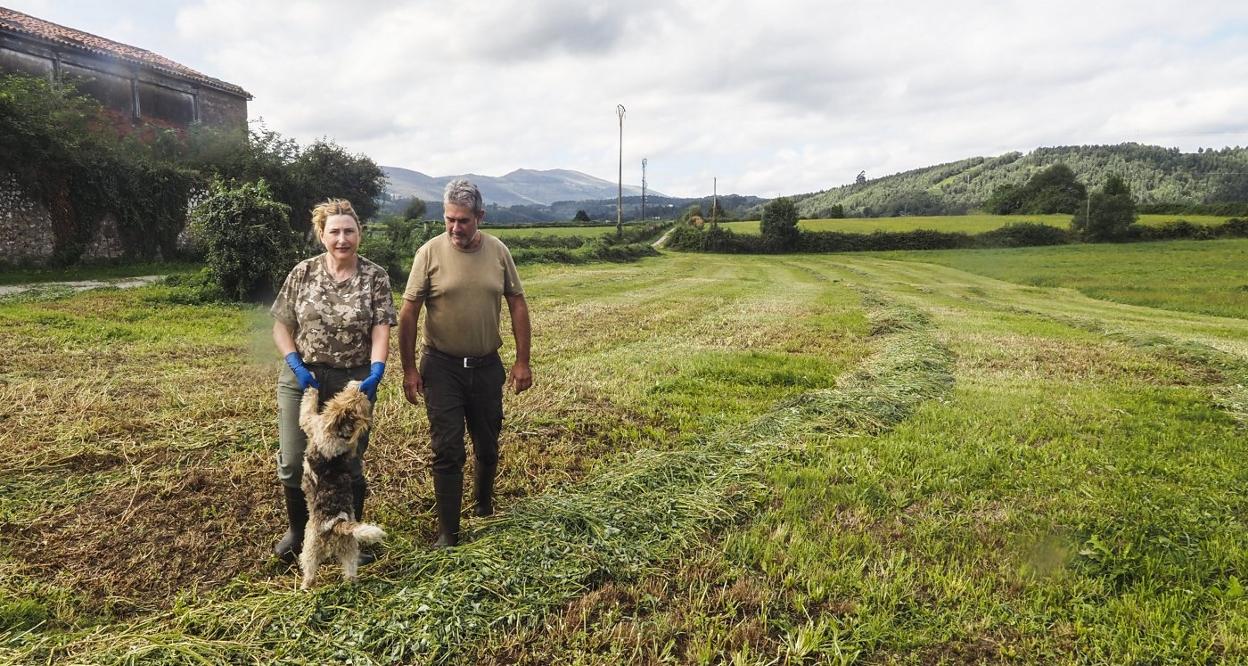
0, 7, 250, 132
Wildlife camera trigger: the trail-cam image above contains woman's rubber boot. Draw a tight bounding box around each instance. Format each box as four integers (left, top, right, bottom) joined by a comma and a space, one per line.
473, 463, 496, 517
274, 485, 308, 564
432, 472, 463, 548
352, 478, 376, 566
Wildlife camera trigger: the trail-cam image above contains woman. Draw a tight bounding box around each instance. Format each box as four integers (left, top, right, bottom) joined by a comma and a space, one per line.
270, 198, 397, 564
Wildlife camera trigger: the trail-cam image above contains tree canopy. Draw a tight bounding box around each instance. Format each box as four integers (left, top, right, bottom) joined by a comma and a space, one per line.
1071, 174, 1137, 242
760, 197, 800, 252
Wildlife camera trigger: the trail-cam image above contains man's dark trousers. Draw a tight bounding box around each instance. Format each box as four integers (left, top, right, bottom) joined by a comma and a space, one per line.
421, 349, 504, 543
421, 350, 505, 473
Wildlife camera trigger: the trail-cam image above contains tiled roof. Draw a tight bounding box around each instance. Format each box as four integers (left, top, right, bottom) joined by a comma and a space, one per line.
0, 7, 250, 98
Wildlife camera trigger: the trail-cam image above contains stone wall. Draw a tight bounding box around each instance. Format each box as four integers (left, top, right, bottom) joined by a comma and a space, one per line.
0, 171, 146, 266
0, 171, 55, 265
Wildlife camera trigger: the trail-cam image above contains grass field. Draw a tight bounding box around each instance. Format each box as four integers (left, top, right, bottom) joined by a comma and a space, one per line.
485, 224, 634, 239
2, 241, 1247, 663
876, 238, 1248, 320
722, 213, 1236, 235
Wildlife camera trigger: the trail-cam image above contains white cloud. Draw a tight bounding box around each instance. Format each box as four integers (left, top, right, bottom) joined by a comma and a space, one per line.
10, 0, 1248, 197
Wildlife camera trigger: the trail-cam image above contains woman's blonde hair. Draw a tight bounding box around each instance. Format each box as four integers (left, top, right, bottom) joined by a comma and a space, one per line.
311, 199, 361, 235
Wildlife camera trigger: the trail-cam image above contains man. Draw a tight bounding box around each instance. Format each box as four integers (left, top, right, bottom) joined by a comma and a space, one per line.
399, 178, 533, 547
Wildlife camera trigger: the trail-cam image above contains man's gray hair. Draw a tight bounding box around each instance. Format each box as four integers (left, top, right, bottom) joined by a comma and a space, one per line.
443, 178, 485, 215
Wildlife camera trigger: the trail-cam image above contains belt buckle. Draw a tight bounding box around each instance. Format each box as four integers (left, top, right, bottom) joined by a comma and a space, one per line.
463, 357, 470, 368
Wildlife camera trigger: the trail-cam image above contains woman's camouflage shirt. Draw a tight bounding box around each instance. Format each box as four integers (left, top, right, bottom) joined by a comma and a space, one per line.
270, 254, 398, 367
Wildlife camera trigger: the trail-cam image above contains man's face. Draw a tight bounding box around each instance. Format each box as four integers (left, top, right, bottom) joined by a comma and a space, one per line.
444, 203, 482, 249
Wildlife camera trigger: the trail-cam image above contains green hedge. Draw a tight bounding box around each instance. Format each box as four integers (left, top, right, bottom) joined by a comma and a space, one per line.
666, 219, 1248, 254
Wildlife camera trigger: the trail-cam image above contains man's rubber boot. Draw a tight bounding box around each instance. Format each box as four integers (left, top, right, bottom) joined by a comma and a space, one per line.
352, 478, 376, 566
473, 463, 496, 518
432, 472, 463, 548
274, 485, 308, 564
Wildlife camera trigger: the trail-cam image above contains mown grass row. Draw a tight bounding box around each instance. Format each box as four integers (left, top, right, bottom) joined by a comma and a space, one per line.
3, 288, 951, 664
466, 253, 1248, 664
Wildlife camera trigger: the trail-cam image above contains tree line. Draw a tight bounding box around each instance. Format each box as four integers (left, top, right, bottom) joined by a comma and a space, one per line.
786, 143, 1248, 219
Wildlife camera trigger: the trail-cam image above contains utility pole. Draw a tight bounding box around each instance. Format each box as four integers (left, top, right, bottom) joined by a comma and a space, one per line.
641, 157, 648, 222
711, 177, 719, 228
616, 104, 626, 238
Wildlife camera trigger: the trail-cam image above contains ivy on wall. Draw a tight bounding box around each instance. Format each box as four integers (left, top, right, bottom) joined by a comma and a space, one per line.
0, 74, 198, 264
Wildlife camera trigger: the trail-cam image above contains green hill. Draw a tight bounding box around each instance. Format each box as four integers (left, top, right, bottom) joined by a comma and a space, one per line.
792, 143, 1248, 218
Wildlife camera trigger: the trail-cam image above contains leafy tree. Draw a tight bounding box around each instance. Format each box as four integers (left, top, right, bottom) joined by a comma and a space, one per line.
760, 197, 800, 252
403, 196, 427, 221
188, 178, 296, 301
1071, 174, 1136, 242
573, 209, 591, 222
825, 204, 845, 219
1209, 173, 1248, 204
988, 164, 1086, 214
288, 139, 386, 230
985, 183, 1024, 214
188, 127, 385, 236
679, 203, 704, 225
1023, 164, 1086, 213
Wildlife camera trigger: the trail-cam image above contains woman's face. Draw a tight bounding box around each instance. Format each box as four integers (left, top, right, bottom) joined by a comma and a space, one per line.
320, 214, 360, 261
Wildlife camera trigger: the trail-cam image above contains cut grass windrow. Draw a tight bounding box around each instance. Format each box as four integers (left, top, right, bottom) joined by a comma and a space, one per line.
5, 293, 952, 665
982, 303, 1248, 429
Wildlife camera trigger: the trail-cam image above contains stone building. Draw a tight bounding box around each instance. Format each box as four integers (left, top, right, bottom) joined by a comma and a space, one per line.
0, 8, 252, 266
0, 7, 250, 131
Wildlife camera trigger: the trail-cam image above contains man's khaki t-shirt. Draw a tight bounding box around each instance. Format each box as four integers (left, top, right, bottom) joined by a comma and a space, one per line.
403, 232, 524, 358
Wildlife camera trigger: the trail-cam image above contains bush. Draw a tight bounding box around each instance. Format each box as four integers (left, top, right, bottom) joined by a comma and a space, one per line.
1218, 218, 1248, 237
976, 222, 1070, 247
1072, 175, 1137, 242
760, 197, 800, 252
188, 179, 296, 301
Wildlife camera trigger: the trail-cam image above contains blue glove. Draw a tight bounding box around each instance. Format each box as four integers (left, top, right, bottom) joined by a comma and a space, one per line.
284, 352, 320, 391
359, 361, 385, 401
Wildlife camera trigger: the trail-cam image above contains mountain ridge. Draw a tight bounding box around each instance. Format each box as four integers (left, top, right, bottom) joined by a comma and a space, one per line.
383, 166, 663, 207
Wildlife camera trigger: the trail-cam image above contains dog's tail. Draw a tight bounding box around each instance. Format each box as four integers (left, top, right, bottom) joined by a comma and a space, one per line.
333, 520, 386, 544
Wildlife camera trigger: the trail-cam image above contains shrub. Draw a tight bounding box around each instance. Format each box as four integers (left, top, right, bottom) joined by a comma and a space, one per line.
1072, 175, 1137, 242
1218, 218, 1248, 237
976, 222, 1071, 247
760, 197, 800, 252
188, 179, 296, 301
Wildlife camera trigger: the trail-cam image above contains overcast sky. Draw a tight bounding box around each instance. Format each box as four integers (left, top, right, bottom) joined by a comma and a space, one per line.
10, 1, 1248, 197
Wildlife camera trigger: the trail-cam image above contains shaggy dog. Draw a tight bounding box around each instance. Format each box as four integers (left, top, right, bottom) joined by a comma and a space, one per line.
297, 381, 385, 590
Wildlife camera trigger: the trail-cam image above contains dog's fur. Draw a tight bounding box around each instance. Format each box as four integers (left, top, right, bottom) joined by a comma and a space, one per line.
297, 381, 385, 590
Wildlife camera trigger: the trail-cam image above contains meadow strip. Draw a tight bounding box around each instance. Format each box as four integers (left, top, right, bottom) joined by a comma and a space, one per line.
5, 292, 952, 665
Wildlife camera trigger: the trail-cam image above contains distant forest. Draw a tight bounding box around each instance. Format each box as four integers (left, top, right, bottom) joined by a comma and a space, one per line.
789, 143, 1248, 218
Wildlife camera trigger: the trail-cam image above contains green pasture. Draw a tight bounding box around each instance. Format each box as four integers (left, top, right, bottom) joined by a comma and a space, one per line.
722, 213, 1235, 235
485, 224, 630, 239
3, 240, 1247, 663
877, 238, 1248, 320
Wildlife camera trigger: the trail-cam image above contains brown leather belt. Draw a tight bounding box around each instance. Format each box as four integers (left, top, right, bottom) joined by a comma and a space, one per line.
423, 346, 500, 368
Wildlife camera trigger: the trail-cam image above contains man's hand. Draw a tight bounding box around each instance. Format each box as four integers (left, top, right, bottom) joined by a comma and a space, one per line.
509, 361, 533, 394
403, 367, 425, 404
